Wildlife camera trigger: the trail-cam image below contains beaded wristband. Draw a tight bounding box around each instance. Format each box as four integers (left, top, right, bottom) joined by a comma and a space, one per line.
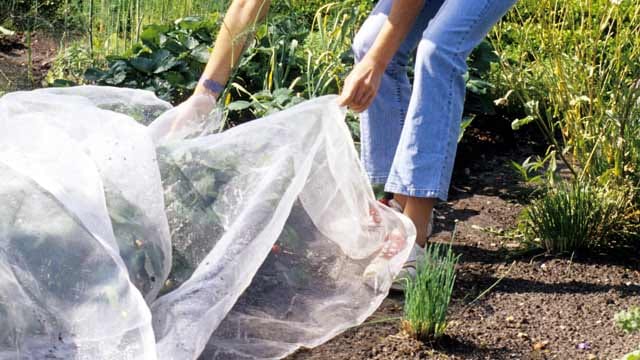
200, 78, 225, 96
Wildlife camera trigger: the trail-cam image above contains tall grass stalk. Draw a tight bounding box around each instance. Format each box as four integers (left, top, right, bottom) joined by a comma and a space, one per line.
402, 242, 459, 341
55, 0, 230, 56
303, 1, 366, 97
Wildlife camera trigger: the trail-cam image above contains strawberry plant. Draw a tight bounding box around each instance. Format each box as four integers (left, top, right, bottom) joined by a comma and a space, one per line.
84, 16, 218, 103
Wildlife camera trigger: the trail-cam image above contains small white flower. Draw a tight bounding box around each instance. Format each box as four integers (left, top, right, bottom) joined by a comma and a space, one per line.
610, 0, 622, 5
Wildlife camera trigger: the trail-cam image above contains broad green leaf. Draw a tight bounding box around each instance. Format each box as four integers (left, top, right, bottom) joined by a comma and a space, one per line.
152, 49, 171, 66
227, 101, 252, 111
512, 115, 536, 130
176, 16, 205, 31
140, 24, 171, 49
163, 71, 186, 87
84, 68, 106, 82
273, 88, 293, 105
50, 79, 76, 87
184, 36, 200, 50
190, 44, 211, 64
106, 55, 128, 62
130, 57, 155, 74
162, 38, 189, 55
153, 50, 181, 73
466, 78, 494, 95
104, 71, 126, 85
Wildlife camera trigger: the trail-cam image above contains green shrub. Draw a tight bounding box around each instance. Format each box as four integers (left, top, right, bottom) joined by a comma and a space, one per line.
46, 41, 96, 85
616, 307, 640, 334
402, 243, 459, 341
83, 15, 219, 103
520, 181, 639, 254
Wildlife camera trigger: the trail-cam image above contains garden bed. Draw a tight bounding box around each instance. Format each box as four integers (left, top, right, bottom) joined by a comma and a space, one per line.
2, 23, 638, 360
289, 122, 640, 360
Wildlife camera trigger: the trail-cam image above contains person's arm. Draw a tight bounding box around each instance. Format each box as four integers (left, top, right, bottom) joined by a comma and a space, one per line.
169, 0, 270, 135
338, 0, 424, 112
194, 0, 271, 98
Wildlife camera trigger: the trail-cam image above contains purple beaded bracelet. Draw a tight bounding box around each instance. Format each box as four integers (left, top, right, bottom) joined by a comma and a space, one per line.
200, 78, 224, 96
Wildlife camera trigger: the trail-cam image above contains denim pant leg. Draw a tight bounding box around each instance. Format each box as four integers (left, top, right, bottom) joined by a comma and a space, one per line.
353, 0, 444, 185
385, 0, 517, 201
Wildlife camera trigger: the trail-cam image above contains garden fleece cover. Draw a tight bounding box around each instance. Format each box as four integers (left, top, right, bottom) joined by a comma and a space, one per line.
0, 86, 415, 360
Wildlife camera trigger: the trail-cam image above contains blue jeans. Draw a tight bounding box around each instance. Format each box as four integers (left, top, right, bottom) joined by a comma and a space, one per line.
354, 0, 517, 201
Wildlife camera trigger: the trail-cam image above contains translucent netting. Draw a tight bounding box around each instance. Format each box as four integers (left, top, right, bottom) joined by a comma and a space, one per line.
0, 86, 416, 360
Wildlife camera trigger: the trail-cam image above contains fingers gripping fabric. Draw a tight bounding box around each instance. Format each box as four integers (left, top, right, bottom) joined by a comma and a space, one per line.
0, 86, 416, 360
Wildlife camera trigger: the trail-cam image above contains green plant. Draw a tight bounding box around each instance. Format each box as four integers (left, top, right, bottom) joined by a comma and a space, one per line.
492, 0, 640, 186
226, 87, 304, 118
621, 350, 640, 360
46, 40, 96, 85
402, 242, 459, 341
1, 0, 67, 30
224, 0, 369, 123
615, 307, 640, 334
300, 1, 367, 98
83, 15, 218, 103
519, 181, 639, 253
464, 39, 500, 117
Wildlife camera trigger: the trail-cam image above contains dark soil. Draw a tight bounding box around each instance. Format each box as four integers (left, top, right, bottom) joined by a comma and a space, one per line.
0, 32, 58, 91
288, 119, 640, 359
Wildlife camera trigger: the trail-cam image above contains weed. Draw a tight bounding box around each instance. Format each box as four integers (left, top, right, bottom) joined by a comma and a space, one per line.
615, 307, 640, 334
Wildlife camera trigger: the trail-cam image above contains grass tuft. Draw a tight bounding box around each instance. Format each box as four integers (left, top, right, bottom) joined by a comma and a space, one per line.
520, 182, 639, 254
402, 242, 459, 341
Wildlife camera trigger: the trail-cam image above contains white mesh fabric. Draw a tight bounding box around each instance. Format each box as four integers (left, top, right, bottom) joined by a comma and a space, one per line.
0, 86, 415, 360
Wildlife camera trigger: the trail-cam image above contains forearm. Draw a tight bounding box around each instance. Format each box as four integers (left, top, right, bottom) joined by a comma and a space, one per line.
195, 0, 271, 95
364, 0, 424, 68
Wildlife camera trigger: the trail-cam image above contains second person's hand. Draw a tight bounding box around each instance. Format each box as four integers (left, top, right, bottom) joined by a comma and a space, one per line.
337, 57, 385, 113
168, 92, 218, 136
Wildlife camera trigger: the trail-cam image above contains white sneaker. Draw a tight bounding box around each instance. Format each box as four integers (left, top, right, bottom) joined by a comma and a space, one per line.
390, 242, 425, 291
362, 228, 407, 291
391, 205, 432, 291
363, 200, 435, 292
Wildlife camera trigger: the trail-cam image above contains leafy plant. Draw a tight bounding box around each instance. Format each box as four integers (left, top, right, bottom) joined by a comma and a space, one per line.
402, 242, 459, 341
519, 181, 639, 254
621, 350, 640, 360
615, 307, 640, 334
46, 40, 96, 85
464, 39, 500, 117
227, 87, 304, 118
1, 0, 67, 30
300, 1, 367, 98
491, 0, 640, 186
83, 16, 218, 102
224, 0, 369, 124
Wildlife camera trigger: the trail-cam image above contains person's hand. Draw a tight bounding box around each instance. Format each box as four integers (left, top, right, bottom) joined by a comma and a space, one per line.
338, 57, 385, 113
169, 92, 218, 135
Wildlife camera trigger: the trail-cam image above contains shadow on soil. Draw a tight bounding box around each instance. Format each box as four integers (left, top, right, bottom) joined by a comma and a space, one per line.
430, 334, 513, 359
458, 272, 640, 296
